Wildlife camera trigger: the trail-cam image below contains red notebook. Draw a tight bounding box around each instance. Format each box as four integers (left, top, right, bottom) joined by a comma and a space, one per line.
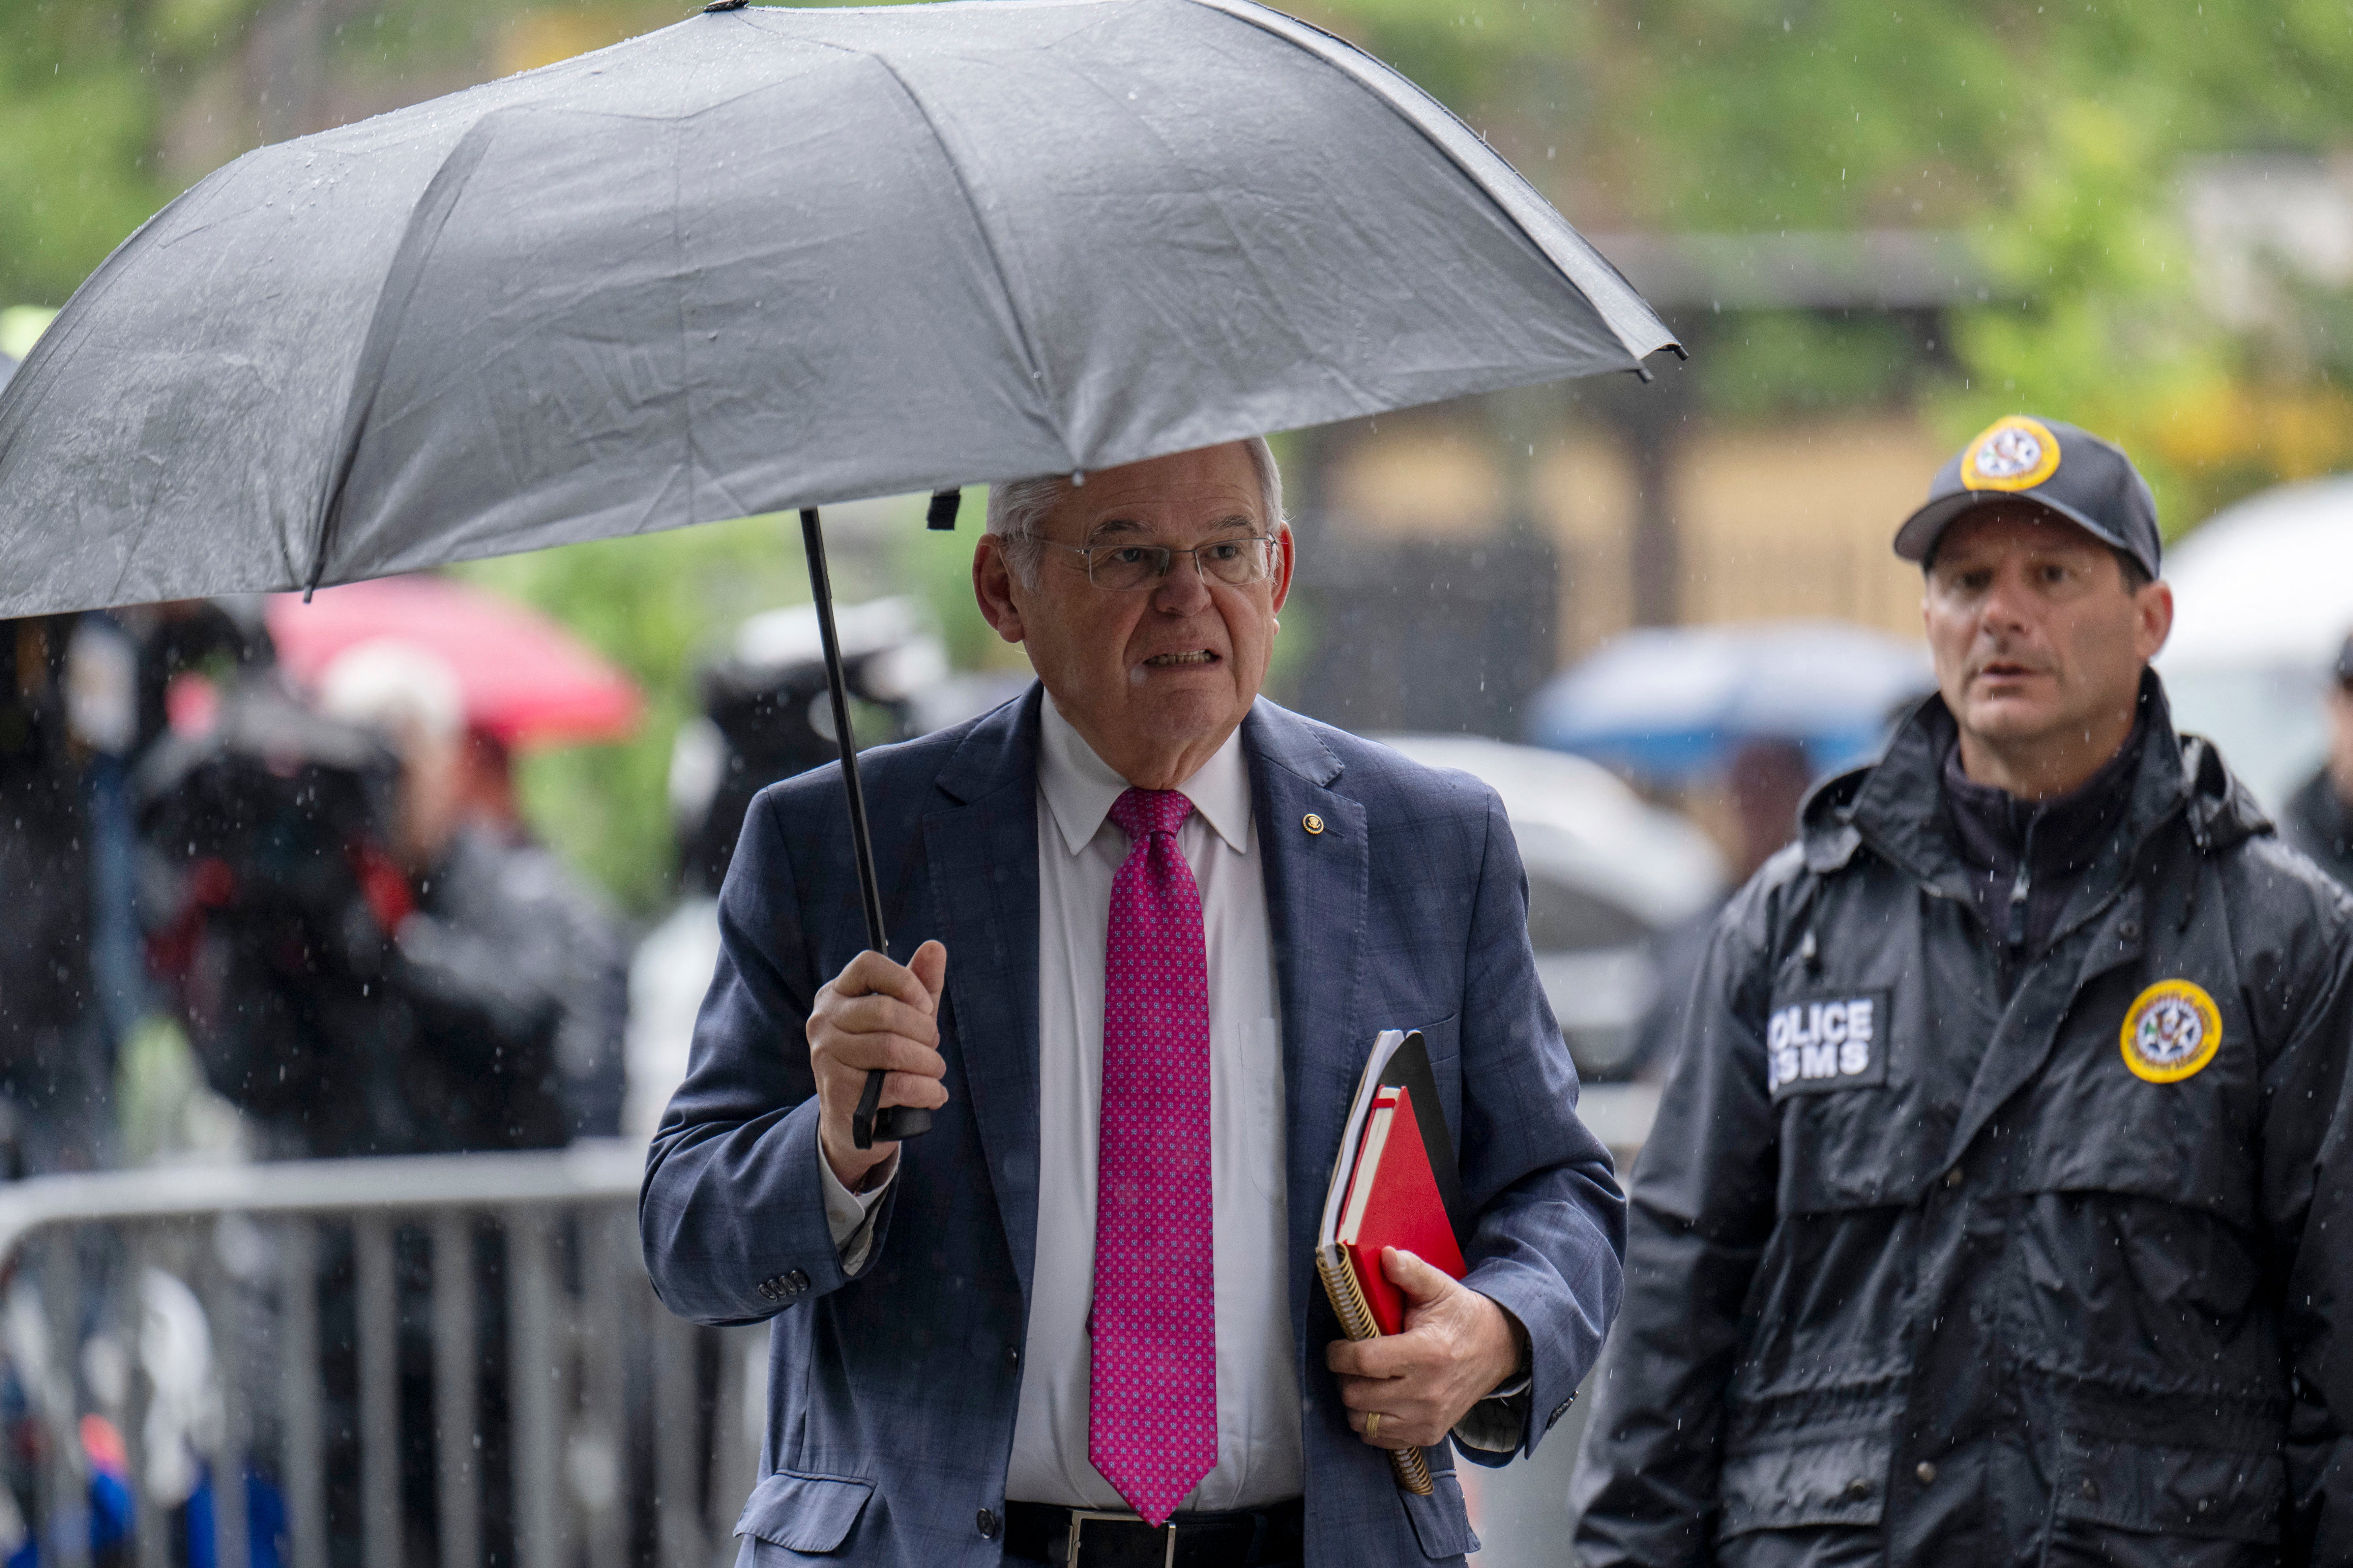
1335, 1086, 1469, 1334
1315, 1027, 1469, 1495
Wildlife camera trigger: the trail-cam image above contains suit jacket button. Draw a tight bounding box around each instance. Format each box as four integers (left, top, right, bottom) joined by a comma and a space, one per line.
787, 1269, 810, 1292
976, 1508, 999, 1539
757, 1278, 778, 1300
1915, 1461, 1938, 1485
1006, 1345, 1022, 1372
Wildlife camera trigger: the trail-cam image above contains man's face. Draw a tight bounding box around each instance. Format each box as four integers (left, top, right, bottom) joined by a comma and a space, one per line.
974, 442, 1292, 783
392, 723, 465, 871
1922, 504, 2171, 754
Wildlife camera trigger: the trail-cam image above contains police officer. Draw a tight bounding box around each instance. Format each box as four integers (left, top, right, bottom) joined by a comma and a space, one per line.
1571, 416, 2353, 1566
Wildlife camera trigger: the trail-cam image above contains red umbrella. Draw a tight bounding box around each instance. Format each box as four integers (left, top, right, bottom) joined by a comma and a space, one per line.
267, 574, 641, 748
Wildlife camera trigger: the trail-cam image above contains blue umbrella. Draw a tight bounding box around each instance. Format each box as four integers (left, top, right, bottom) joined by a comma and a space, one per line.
1527, 620, 1933, 781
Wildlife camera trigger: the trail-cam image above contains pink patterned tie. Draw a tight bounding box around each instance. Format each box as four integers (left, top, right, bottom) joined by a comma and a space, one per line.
1090, 787, 1217, 1526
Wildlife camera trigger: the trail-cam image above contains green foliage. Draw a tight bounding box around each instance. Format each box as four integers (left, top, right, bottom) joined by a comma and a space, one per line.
1552, 0, 2353, 515
1699, 309, 1918, 419
0, 4, 166, 304
1559, 0, 2353, 232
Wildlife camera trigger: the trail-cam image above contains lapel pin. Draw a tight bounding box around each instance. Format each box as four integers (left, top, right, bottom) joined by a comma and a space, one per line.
1302, 813, 1325, 835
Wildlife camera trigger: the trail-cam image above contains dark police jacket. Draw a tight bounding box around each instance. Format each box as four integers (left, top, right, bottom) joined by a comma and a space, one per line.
1571, 679, 2353, 1568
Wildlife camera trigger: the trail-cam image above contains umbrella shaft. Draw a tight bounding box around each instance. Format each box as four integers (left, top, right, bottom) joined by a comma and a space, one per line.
802, 509, 930, 1150
801, 508, 890, 953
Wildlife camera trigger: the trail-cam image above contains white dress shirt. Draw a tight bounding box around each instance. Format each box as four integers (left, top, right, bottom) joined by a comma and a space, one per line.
822, 696, 1301, 1511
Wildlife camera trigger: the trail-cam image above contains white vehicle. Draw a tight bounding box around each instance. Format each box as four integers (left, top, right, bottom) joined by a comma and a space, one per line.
1374, 734, 1725, 1079
2159, 474, 2353, 809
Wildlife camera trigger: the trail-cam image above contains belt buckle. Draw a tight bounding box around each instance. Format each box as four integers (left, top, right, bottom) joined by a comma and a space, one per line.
1064, 1508, 1176, 1568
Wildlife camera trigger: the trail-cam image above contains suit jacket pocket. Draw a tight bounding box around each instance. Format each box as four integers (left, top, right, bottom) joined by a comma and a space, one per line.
735, 1470, 875, 1556
1718, 1434, 1887, 1539
1399, 1462, 1481, 1560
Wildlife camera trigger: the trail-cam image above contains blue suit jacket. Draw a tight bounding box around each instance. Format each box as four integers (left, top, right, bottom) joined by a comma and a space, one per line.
641, 689, 1626, 1567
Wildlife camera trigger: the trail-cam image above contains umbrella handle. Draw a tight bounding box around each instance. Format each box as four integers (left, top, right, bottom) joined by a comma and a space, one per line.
802, 507, 936, 1151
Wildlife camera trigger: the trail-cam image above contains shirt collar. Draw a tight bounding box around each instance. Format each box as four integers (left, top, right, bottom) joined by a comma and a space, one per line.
1037, 694, 1252, 857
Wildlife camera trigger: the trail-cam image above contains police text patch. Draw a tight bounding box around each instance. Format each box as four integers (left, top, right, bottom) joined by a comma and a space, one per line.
1766, 990, 1890, 1097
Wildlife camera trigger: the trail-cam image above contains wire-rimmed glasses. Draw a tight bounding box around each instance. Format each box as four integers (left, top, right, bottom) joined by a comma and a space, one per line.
1048, 534, 1281, 592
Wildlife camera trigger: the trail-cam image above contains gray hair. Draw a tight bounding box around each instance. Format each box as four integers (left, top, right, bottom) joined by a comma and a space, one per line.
984, 437, 1286, 587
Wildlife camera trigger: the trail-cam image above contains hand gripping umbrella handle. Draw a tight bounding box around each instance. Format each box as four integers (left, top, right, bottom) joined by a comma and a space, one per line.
801, 508, 935, 1151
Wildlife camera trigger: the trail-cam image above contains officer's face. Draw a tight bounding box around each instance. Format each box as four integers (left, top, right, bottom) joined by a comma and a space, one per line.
1923, 506, 2172, 779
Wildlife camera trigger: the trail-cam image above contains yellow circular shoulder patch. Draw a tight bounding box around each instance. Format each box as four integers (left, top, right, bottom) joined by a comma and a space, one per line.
1964, 415, 2062, 493
2120, 979, 2222, 1084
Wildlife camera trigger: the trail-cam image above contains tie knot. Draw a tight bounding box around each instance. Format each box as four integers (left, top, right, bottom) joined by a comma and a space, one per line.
1110, 786, 1192, 843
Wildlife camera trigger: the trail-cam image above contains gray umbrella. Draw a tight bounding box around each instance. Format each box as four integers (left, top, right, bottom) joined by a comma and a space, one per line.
0, 0, 1671, 611
0, 0, 1675, 1142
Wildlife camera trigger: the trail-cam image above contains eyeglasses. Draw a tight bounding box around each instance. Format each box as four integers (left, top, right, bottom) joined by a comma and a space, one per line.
1048, 534, 1281, 593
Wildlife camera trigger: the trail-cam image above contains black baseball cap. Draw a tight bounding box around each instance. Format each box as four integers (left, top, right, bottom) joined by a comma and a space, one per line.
1893, 415, 2161, 580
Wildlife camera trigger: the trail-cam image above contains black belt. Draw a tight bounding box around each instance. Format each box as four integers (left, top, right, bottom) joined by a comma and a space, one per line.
1001, 1498, 1304, 1567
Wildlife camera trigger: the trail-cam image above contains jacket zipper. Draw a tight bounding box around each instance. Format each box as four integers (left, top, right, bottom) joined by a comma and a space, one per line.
2006, 816, 2035, 954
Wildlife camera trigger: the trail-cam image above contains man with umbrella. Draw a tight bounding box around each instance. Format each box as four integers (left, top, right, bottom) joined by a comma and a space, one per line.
1571, 416, 2353, 1565
643, 438, 1626, 1565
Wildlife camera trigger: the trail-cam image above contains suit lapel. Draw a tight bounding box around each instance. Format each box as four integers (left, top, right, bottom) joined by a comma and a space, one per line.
1243, 701, 1368, 1358
923, 687, 1046, 1303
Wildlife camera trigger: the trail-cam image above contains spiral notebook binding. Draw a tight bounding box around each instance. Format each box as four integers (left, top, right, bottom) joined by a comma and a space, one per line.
1317, 1245, 1435, 1495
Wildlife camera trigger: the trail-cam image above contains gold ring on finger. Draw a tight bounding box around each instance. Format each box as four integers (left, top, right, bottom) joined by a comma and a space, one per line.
1365, 1411, 1382, 1441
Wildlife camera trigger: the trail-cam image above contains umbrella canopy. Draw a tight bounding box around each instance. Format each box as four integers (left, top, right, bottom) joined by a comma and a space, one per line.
0, 0, 1673, 616
1528, 619, 1933, 780
265, 574, 641, 748
2156, 474, 2353, 808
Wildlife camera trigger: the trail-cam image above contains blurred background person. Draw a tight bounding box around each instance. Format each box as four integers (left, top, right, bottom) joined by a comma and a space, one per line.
2279, 630, 2353, 891
445, 718, 630, 1139
1624, 736, 1816, 1083
311, 640, 570, 1153
0, 614, 142, 1178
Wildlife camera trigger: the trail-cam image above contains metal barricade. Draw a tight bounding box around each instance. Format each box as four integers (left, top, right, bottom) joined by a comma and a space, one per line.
0, 1143, 763, 1568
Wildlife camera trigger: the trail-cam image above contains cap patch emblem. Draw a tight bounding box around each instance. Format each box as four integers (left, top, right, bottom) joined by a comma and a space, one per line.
1965, 415, 2062, 493
2120, 979, 2222, 1084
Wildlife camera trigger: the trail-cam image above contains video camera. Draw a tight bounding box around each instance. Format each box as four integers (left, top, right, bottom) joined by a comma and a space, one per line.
671, 596, 947, 896
138, 675, 410, 1146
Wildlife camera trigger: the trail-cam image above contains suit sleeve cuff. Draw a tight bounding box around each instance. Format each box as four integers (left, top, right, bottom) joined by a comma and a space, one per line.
819, 1147, 896, 1275
1453, 1386, 1532, 1455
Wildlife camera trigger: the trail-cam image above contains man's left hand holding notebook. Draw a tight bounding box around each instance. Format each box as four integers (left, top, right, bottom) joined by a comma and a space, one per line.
1328, 1248, 1532, 1452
